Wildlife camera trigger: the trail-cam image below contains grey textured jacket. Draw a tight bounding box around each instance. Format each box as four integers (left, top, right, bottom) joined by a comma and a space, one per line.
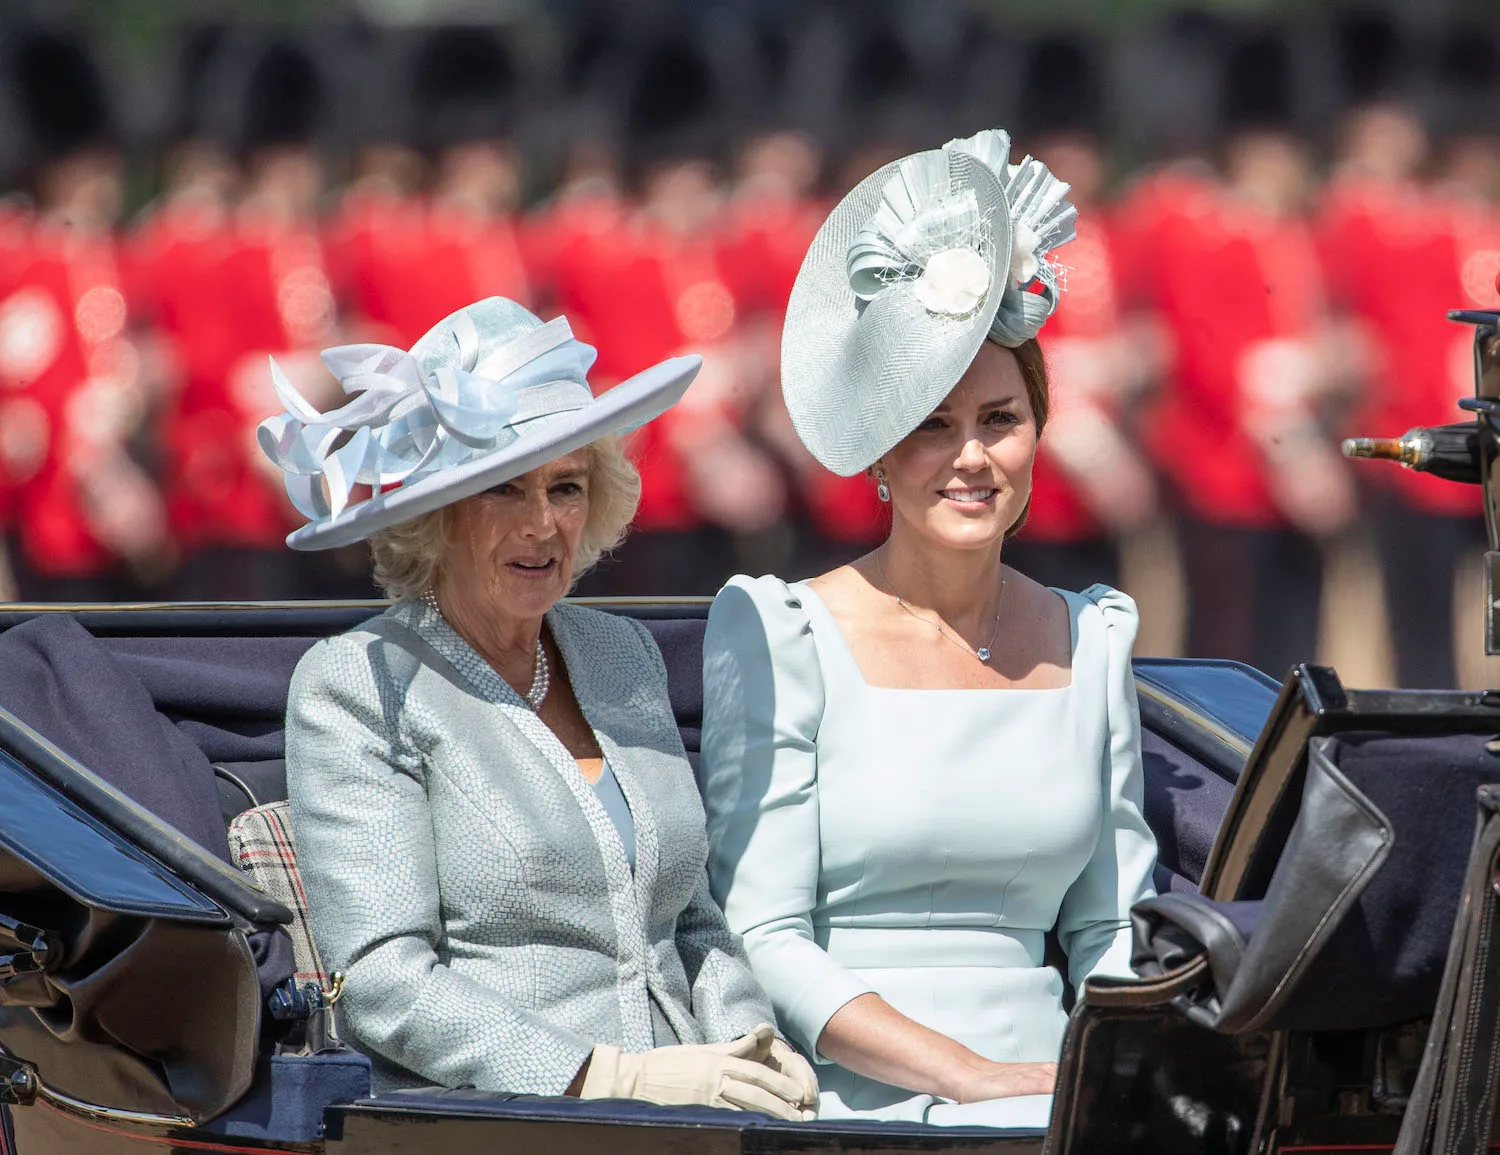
285, 599, 775, 1095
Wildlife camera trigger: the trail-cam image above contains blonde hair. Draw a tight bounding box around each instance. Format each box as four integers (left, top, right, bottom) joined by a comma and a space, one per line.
368, 434, 642, 600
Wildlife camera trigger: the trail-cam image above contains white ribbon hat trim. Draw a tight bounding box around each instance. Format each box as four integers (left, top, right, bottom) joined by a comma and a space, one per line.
257, 315, 588, 524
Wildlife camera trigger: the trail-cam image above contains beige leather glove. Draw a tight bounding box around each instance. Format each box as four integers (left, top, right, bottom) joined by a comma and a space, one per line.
579, 1024, 811, 1120
766, 1034, 819, 1114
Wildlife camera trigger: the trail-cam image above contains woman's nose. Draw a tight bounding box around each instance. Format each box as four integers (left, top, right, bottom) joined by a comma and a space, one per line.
954, 436, 988, 471
517, 490, 555, 536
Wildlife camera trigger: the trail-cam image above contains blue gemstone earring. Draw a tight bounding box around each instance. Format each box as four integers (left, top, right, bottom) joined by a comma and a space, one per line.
875, 468, 890, 502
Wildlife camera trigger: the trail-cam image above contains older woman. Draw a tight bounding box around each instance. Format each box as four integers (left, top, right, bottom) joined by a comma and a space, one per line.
260, 297, 816, 1117
699, 131, 1157, 1127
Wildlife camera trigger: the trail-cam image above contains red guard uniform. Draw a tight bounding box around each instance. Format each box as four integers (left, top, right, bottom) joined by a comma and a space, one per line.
1141, 180, 1335, 672
1146, 189, 1329, 526
156, 210, 335, 566
520, 186, 628, 326
1319, 175, 1481, 515
560, 215, 733, 530
549, 207, 744, 592
331, 196, 531, 350
718, 192, 887, 561
0, 201, 35, 545
1013, 209, 1137, 590
1319, 175, 1499, 686
0, 220, 155, 596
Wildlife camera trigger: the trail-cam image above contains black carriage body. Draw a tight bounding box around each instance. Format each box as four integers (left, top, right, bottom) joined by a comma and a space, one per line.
0, 597, 1491, 1155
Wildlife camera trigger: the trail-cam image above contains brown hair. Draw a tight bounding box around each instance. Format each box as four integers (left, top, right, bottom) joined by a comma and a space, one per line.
1005, 338, 1050, 539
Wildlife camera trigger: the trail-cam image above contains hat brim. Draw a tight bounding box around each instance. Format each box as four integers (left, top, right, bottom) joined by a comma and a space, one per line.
285, 355, 701, 551
781, 150, 1011, 476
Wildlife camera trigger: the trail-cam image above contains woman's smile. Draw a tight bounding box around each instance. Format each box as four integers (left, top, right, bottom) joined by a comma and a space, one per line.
938, 486, 998, 510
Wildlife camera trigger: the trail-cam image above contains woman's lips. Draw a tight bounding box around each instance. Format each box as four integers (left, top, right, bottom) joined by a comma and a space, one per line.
507, 558, 558, 578
938, 487, 997, 508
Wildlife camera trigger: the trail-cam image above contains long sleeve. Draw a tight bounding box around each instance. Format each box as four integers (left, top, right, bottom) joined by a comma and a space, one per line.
285, 638, 593, 1094
619, 617, 779, 1044
674, 869, 780, 1043
1055, 585, 1159, 989
699, 575, 874, 1058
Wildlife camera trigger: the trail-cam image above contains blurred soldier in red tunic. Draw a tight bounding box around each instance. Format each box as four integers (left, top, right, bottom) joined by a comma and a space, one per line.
1316, 12, 1484, 688
523, 138, 627, 332
521, 11, 630, 321
331, 27, 530, 351
1008, 35, 1159, 593
323, 24, 427, 348
0, 196, 30, 595
0, 30, 166, 602
561, 29, 785, 595
157, 34, 340, 599
767, 10, 949, 577
1145, 31, 1356, 676
1431, 25, 1500, 329
710, 11, 860, 579
128, 24, 240, 584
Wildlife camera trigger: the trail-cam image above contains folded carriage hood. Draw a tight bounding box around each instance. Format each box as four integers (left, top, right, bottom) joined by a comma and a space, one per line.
0, 712, 273, 1124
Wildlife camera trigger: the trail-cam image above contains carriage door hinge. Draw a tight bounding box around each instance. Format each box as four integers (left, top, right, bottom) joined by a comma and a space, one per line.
0, 914, 57, 982
0, 1055, 36, 1107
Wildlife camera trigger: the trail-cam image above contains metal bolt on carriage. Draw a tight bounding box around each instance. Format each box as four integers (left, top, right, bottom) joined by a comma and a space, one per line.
2, 313, 1500, 1155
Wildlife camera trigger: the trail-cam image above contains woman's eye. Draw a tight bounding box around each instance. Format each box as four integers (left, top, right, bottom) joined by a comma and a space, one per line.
551, 482, 585, 497
986, 410, 1019, 426
915, 417, 945, 433
484, 483, 519, 498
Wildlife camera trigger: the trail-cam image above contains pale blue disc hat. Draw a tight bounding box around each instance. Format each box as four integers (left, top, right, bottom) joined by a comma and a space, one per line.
256, 297, 700, 550
781, 128, 1078, 477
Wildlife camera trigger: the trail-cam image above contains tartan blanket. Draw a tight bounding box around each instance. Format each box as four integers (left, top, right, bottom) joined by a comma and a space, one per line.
229, 802, 329, 986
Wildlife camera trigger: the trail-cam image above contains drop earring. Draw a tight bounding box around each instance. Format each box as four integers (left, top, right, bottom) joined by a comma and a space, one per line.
875, 467, 890, 503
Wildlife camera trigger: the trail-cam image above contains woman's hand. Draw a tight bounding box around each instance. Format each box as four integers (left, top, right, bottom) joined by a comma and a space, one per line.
818, 994, 1058, 1107
764, 1031, 819, 1112
578, 1026, 813, 1120
950, 1059, 1057, 1103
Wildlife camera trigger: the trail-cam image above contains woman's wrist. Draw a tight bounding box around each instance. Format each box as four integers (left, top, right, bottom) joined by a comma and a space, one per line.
941, 1053, 999, 1104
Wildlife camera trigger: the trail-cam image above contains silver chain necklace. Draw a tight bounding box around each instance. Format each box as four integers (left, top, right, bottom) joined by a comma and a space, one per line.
873, 553, 1005, 664
421, 588, 551, 710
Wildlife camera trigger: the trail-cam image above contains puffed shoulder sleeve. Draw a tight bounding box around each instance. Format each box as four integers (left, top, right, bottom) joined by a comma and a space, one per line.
699, 575, 874, 1058
1056, 585, 1158, 989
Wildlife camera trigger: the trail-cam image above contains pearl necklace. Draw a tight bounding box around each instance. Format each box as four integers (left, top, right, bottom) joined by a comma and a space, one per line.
421, 588, 551, 710
874, 553, 1005, 664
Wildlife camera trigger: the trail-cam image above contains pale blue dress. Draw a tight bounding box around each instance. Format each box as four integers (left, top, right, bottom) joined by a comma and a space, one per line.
698, 576, 1157, 1127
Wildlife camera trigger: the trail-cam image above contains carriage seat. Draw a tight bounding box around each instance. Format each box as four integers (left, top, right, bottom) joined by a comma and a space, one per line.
1131, 729, 1500, 1033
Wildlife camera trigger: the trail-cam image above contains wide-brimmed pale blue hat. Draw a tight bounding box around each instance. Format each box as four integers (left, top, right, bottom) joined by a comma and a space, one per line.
257, 297, 699, 550
781, 128, 1077, 476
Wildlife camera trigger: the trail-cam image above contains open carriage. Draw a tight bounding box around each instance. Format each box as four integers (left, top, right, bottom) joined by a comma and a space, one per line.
1, 312, 1500, 1155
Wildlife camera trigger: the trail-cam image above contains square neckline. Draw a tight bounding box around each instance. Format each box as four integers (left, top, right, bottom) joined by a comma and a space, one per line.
792, 581, 1079, 693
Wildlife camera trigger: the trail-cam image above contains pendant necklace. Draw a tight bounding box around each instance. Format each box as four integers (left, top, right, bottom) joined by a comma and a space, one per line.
421, 588, 551, 709
874, 553, 1005, 664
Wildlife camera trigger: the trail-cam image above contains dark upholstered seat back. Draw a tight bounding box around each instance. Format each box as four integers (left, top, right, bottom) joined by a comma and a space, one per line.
1271, 731, 1500, 1029
1135, 729, 1500, 1033
0, 607, 1239, 899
